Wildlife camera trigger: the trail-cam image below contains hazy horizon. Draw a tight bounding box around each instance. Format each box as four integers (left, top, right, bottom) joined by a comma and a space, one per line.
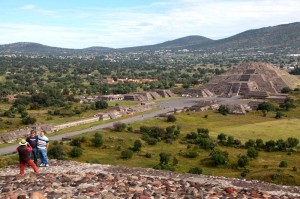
1, 0, 300, 48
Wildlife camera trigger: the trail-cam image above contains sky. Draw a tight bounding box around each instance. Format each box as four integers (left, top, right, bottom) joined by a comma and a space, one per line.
0, 0, 299, 49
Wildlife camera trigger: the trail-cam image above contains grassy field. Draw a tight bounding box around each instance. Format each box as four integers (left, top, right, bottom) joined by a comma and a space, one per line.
1, 94, 300, 185
130, 110, 300, 141
53, 108, 300, 186
1, 106, 299, 185
107, 100, 139, 106
0, 76, 5, 82
0, 100, 140, 134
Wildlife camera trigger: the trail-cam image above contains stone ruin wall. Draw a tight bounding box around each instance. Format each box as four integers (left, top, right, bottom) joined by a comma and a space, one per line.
53, 117, 100, 131
0, 124, 54, 144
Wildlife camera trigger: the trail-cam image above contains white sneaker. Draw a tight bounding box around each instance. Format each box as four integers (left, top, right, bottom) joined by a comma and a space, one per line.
45, 164, 49, 167
40, 163, 45, 167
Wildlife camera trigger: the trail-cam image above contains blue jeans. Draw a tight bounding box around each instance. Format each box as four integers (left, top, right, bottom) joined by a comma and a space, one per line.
29, 148, 38, 165
38, 148, 48, 165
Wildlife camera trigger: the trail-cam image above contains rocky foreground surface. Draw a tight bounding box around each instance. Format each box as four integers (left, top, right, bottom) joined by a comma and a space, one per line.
0, 160, 300, 198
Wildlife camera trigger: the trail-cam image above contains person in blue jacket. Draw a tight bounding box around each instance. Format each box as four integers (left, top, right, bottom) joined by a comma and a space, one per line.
26, 130, 38, 165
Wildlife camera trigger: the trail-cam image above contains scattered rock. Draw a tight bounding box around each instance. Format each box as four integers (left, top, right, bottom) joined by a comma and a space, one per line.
0, 159, 299, 198
29, 192, 46, 199
224, 187, 236, 194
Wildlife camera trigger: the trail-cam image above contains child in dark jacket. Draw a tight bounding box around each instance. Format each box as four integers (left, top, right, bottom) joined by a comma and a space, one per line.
17, 139, 39, 175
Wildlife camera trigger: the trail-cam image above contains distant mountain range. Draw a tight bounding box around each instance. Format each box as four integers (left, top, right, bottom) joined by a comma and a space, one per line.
0, 42, 113, 56
0, 22, 299, 55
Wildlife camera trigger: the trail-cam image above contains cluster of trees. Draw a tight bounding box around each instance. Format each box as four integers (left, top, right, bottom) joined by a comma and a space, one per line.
1, 101, 37, 125
140, 125, 181, 145
1, 97, 110, 126
180, 128, 299, 171
47, 121, 299, 179
119, 123, 299, 172
153, 152, 178, 171
0, 55, 228, 100
290, 67, 300, 75
1, 47, 299, 99
257, 97, 296, 113
185, 128, 214, 150
120, 140, 143, 159
91, 100, 108, 110
217, 133, 242, 147
217, 133, 299, 153
48, 132, 103, 159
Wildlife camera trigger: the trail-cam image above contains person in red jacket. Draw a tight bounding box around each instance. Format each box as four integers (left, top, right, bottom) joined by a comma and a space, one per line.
17, 139, 39, 175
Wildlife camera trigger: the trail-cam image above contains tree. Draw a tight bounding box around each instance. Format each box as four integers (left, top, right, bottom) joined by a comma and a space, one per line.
279, 161, 288, 168
48, 145, 66, 160
21, 116, 36, 125
286, 137, 299, 148
226, 136, 235, 146
210, 149, 229, 166
70, 137, 83, 147
237, 155, 249, 167
247, 147, 259, 159
281, 97, 296, 111
127, 126, 133, 132
92, 133, 103, 147
120, 149, 133, 159
186, 132, 198, 140
113, 122, 127, 132
275, 111, 284, 119
165, 125, 179, 140
16, 105, 26, 113
217, 133, 227, 144
265, 140, 276, 152
245, 139, 256, 148
255, 139, 264, 149
70, 146, 83, 158
153, 152, 175, 171
197, 128, 209, 138
95, 100, 108, 109
281, 87, 292, 93
144, 137, 157, 145
172, 157, 179, 166
290, 67, 300, 75
167, 115, 176, 122
159, 152, 171, 165
20, 111, 28, 118
257, 101, 278, 112
218, 105, 230, 115
188, 167, 203, 174
198, 138, 214, 150
182, 151, 198, 158
3, 110, 15, 118
276, 139, 287, 151
132, 140, 142, 152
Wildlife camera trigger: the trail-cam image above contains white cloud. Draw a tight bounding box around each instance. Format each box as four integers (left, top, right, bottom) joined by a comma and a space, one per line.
0, 23, 95, 48
19, 4, 59, 17
20, 4, 37, 10
2, 0, 299, 48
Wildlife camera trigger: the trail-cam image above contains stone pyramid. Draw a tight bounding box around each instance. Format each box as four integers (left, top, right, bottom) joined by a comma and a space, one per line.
203, 62, 300, 97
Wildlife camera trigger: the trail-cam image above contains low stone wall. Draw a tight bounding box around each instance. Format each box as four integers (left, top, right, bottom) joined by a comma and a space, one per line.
53, 117, 99, 131
0, 124, 54, 144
